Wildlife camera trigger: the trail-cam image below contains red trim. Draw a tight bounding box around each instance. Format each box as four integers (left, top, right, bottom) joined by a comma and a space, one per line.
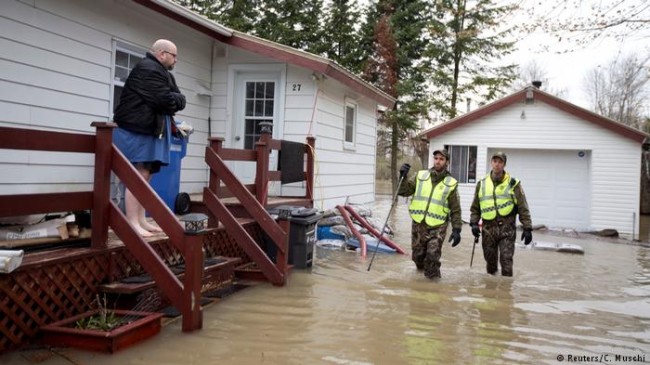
424, 89, 649, 143
133, 0, 395, 108
132, 0, 230, 42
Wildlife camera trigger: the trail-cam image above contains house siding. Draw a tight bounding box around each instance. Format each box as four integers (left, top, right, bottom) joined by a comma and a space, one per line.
429, 100, 641, 237
1, 0, 213, 195
2, 0, 382, 210
310, 80, 377, 210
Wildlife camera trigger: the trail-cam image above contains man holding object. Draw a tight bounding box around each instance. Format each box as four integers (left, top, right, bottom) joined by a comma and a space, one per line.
470, 152, 533, 277
398, 149, 462, 279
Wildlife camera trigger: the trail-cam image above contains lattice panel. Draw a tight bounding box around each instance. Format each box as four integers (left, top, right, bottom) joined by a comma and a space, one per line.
204, 222, 264, 265
0, 222, 263, 354
108, 240, 184, 281
0, 254, 110, 353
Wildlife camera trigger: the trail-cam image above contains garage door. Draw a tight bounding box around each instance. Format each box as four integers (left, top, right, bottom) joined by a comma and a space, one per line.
488, 149, 590, 230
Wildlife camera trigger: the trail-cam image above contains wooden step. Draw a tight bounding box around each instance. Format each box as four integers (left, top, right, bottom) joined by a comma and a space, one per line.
234, 262, 293, 282
99, 256, 242, 295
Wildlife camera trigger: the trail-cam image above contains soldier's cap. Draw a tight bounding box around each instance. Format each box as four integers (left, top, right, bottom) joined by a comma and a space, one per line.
491, 151, 507, 164
432, 149, 449, 159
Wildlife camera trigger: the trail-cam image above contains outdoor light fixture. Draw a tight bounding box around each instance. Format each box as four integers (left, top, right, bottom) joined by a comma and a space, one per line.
525, 88, 534, 104
179, 213, 208, 233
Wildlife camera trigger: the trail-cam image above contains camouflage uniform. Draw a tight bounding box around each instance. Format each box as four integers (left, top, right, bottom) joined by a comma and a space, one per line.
470, 172, 532, 277
399, 169, 462, 279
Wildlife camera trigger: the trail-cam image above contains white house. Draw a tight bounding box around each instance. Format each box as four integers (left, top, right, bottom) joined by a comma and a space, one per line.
422, 85, 649, 239
0, 0, 394, 211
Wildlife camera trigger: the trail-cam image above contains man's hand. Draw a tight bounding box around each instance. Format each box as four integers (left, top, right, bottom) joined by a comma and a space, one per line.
448, 228, 461, 247
399, 163, 411, 179
470, 223, 480, 238
521, 229, 532, 245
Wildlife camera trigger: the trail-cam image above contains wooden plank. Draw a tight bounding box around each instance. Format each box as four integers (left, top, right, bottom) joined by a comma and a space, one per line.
0, 192, 93, 218
0, 127, 95, 153
98, 256, 241, 294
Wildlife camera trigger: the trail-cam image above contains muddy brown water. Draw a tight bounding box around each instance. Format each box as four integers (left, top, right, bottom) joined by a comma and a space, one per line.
3, 196, 650, 364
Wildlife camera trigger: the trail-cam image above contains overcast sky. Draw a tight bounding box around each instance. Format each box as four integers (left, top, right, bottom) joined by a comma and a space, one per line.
509, 0, 650, 109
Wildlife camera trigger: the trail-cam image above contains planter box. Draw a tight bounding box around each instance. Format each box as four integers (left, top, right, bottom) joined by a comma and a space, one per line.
41, 309, 163, 353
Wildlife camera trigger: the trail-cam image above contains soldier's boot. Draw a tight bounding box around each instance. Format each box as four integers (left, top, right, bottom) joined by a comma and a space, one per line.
501, 270, 513, 277
486, 263, 498, 275
424, 270, 441, 279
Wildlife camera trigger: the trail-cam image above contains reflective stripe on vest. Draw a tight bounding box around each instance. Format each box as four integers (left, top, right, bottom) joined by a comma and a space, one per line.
409, 171, 458, 227
478, 173, 519, 220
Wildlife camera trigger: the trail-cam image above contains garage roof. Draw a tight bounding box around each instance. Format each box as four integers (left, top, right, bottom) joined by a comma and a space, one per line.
132, 0, 396, 108
422, 87, 649, 144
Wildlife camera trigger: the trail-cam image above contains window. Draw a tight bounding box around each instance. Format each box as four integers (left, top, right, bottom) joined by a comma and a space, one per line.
344, 101, 356, 144
446, 145, 477, 183
112, 43, 145, 112
244, 81, 275, 149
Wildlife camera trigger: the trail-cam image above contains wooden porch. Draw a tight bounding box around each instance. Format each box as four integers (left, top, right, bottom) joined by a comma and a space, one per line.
0, 123, 315, 353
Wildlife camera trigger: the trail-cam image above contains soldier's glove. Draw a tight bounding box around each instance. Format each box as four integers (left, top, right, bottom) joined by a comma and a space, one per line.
521, 229, 532, 245
470, 223, 481, 238
399, 163, 411, 179
449, 228, 461, 247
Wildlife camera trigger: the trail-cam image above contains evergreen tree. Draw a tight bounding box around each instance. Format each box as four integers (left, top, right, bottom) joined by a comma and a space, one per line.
427, 0, 518, 119
320, 0, 363, 72
363, 0, 431, 193
256, 0, 324, 52
172, 0, 259, 33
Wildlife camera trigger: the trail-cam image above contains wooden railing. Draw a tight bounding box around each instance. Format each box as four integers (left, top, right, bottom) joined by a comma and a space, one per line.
0, 122, 317, 326
0, 123, 204, 332
203, 126, 316, 285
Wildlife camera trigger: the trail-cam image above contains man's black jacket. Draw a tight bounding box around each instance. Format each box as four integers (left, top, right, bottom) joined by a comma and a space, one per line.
113, 52, 185, 136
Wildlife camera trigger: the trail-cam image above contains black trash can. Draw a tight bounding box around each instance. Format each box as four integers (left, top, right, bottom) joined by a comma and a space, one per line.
287, 210, 322, 269
265, 206, 321, 269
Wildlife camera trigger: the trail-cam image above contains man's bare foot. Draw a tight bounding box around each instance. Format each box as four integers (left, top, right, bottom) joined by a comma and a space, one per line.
135, 225, 154, 237
129, 219, 154, 237
140, 220, 162, 233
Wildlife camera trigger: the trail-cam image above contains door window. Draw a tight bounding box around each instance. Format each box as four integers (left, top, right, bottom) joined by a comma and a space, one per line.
244, 81, 275, 149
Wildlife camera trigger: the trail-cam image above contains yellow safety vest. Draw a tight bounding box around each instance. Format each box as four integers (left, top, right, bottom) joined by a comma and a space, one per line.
409, 171, 458, 227
478, 173, 519, 220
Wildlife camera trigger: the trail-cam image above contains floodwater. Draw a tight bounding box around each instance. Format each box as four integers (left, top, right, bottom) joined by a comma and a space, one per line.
3, 196, 650, 364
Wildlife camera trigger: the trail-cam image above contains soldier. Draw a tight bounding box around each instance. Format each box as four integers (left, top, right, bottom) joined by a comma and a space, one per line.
469, 152, 533, 277
398, 149, 462, 279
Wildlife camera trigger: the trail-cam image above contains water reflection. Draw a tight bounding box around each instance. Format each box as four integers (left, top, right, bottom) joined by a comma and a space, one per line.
3, 197, 649, 365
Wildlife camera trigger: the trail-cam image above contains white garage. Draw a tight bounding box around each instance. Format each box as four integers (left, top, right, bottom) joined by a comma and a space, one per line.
492, 148, 590, 230
422, 86, 649, 239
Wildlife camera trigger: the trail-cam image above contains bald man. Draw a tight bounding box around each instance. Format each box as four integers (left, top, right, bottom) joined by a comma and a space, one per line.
113, 39, 186, 236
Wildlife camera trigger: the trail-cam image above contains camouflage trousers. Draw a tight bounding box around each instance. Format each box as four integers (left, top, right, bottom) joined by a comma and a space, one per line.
481, 216, 517, 276
411, 221, 449, 279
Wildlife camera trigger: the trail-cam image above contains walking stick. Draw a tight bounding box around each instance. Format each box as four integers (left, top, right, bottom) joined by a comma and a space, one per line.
367, 174, 406, 272
470, 235, 479, 267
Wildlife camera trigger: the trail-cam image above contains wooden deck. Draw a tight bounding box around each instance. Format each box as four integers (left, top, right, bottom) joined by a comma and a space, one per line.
0, 124, 315, 354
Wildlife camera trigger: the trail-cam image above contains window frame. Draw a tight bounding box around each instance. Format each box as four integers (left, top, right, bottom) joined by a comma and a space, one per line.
111, 40, 146, 113
343, 99, 357, 148
445, 145, 478, 184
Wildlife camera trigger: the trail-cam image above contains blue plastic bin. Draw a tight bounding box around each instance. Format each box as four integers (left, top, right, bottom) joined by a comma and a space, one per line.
150, 134, 188, 213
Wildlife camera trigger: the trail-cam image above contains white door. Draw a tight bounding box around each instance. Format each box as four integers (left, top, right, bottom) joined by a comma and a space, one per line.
491, 149, 591, 230
230, 70, 283, 188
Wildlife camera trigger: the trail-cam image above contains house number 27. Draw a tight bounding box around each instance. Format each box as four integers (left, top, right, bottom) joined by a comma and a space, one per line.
292, 84, 302, 91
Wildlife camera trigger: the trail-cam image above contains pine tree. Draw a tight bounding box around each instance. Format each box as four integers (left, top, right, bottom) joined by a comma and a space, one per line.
320, 0, 363, 72
363, 0, 431, 193
256, 0, 324, 51
427, 0, 518, 119
172, 0, 259, 33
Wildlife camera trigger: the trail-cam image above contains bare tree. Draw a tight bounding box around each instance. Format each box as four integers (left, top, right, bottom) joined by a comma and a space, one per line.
522, 0, 650, 50
583, 53, 650, 130
510, 60, 567, 98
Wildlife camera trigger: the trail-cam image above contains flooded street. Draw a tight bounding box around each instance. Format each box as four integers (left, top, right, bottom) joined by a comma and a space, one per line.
3, 196, 650, 364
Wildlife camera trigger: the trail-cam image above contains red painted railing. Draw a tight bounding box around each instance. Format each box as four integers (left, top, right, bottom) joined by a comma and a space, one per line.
0, 123, 203, 332
203, 128, 316, 285
0, 123, 317, 328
